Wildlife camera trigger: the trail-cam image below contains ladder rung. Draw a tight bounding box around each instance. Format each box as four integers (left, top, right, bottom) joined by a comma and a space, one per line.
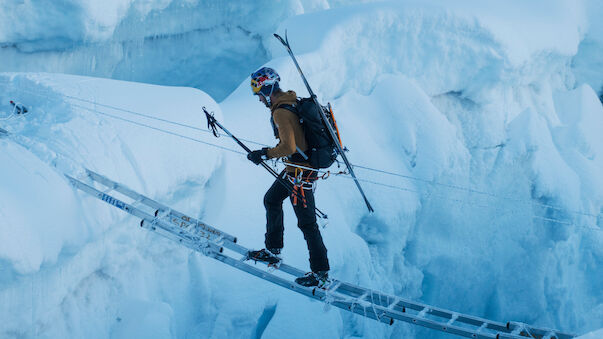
358, 292, 369, 301
447, 314, 459, 326
476, 322, 488, 333
325, 281, 342, 293
418, 307, 430, 318
131, 198, 145, 208
102, 186, 116, 194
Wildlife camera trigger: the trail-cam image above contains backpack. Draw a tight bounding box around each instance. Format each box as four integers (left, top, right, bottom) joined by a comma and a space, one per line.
275, 97, 340, 169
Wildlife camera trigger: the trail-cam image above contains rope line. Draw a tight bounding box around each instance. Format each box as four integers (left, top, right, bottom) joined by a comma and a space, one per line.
16, 87, 247, 156
69, 101, 247, 156
11, 88, 603, 233
352, 164, 602, 220
59, 92, 270, 148
282, 161, 603, 222
27, 88, 603, 220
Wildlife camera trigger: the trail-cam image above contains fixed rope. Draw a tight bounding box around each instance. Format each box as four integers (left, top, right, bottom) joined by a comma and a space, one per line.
11, 88, 603, 233
49, 89, 603, 221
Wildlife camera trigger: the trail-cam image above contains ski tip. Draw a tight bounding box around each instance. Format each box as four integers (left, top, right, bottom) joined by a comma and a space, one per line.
273, 33, 285, 45
273, 31, 289, 46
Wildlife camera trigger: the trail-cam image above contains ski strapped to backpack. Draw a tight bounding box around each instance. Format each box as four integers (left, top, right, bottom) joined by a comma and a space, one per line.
274, 32, 374, 212
203, 107, 328, 220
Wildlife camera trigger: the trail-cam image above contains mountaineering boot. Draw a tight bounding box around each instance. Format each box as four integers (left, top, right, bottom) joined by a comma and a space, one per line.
295, 271, 329, 288
247, 248, 281, 265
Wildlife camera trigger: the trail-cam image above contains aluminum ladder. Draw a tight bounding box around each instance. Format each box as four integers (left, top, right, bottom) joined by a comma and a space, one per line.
65, 169, 575, 339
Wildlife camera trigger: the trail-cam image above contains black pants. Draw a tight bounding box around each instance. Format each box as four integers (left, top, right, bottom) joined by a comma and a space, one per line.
263, 172, 330, 272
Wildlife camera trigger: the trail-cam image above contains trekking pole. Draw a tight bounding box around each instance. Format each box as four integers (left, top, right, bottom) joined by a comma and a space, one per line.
274, 32, 374, 212
203, 107, 328, 220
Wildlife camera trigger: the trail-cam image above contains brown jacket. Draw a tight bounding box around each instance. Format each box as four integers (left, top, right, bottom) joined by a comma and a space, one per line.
266, 90, 311, 171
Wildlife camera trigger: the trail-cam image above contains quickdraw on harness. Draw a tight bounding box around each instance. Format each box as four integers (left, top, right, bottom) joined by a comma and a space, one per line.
285, 168, 317, 208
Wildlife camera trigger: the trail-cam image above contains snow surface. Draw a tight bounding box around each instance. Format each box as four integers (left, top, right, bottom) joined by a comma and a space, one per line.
1, 1, 603, 338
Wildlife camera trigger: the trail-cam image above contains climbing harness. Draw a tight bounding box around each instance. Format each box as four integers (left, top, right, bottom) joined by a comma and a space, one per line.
285, 168, 317, 208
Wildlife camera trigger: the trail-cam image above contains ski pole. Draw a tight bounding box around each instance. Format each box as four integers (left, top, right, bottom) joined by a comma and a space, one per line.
203, 107, 328, 220
274, 32, 374, 212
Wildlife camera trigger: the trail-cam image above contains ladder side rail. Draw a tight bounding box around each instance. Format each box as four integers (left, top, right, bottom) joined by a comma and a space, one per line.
321, 281, 511, 334
75, 172, 303, 276
66, 175, 222, 254
382, 297, 509, 333
86, 169, 158, 207
86, 169, 237, 243
403, 304, 572, 338
163, 209, 237, 244
211, 252, 393, 326
550, 332, 575, 339
192, 242, 523, 339
74, 172, 574, 339
241, 255, 307, 277
211, 253, 522, 339
506, 322, 575, 339
67, 175, 150, 221
220, 241, 254, 257
140, 219, 223, 255
374, 293, 573, 338
86, 169, 328, 279
324, 281, 511, 333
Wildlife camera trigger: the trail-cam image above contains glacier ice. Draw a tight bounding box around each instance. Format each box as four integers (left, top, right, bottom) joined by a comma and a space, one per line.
1, 1, 603, 338
0, 0, 371, 101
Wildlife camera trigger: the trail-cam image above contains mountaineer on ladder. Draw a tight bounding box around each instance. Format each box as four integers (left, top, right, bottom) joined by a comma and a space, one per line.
246, 67, 331, 287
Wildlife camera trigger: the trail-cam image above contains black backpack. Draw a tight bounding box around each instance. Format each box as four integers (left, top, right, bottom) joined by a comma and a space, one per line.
273, 97, 339, 169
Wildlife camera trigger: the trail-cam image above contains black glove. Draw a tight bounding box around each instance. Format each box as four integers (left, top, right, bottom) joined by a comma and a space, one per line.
247, 148, 269, 165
